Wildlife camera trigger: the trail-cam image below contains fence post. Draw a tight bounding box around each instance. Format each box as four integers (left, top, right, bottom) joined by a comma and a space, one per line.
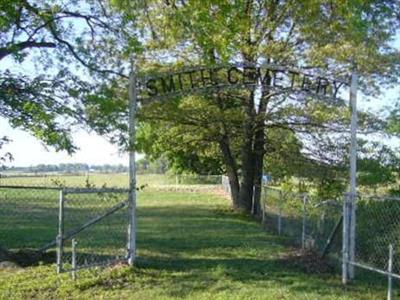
262, 187, 267, 225
348, 192, 357, 279
127, 62, 137, 266
251, 186, 256, 215
56, 189, 65, 274
302, 194, 307, 250
71, 238, 77, 280
278, 191, 282, 235
342, 193, 349, 284
388, 244, 394, 300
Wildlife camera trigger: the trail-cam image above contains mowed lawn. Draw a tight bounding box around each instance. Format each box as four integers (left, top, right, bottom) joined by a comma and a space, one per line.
0, 190, 389, 299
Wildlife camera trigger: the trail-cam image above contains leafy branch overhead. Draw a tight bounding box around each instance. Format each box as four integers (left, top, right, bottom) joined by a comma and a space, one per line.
0, 0, 136, 153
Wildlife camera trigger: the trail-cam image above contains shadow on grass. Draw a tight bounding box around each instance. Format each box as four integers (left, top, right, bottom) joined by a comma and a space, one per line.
3, 249, 57, 267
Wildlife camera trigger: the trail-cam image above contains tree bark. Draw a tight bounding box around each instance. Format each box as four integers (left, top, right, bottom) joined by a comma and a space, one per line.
238, 90, 256, 212
252, 80, 271, 216
219, 135, 241, 208
252, 128, 264, 216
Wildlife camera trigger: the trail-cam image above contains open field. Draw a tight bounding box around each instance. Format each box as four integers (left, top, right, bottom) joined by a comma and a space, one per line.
0, 175, 392, 299
0, 173, 222, 189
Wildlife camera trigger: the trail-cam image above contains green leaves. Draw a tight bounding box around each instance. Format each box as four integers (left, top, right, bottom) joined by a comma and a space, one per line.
0, 70, 87, 153
0, 0, 138, 157
98, 1, 400, 201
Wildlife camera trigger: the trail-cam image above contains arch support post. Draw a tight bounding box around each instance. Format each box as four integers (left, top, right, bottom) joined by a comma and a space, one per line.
127, 64, 138, 266
343, 68, 358, 283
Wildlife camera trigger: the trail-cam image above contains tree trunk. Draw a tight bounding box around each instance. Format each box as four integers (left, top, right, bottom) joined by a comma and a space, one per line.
252, 128, 264, 216
238, 90, 256, 212
252, 79, 271, 216
219, 136, 241, 208
239, 149, 255, 212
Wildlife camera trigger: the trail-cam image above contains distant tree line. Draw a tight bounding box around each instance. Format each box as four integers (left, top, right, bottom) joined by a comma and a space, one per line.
5, 157, 170, 175
7, 163, 128, 174
136, 157, 169, 175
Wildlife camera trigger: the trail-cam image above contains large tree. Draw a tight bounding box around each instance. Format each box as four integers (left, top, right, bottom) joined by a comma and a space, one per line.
101, 0, 399, 212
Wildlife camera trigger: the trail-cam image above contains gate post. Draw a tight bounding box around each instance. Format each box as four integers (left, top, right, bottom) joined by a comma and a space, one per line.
56, 189, 65, 274
302, 194, 307, 250
342, 192, 350, 284
127, 62, 138, 266
348, 68, 358, 279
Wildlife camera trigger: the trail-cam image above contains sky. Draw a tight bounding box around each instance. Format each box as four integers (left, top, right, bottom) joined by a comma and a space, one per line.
1, 119, 130, 166
0, 45, 134, 167
1, 23, 399, 167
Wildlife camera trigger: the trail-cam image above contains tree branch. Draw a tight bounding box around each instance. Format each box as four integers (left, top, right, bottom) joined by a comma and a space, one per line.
0, 41, 56, 61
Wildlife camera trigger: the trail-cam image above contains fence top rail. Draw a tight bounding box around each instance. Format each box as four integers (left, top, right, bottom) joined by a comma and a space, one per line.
63, 187, 130, 194
313, 199, 341, 208
0, 185, 62, 190
263, 185, 307, 198
347, 260, 400, 280
0, 185, 131, 193
359, 195, 400, 202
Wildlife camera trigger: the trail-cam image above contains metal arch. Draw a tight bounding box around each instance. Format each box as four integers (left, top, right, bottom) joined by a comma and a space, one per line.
136, 62, 350, 103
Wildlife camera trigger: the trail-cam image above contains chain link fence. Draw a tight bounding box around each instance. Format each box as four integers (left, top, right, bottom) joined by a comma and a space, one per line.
257, 183, 400, 296
2, 172, 400, 290
259, 186, 400, 278
350, 195, 400, 278
259, 186, 342, 258
0, 186, 60, 251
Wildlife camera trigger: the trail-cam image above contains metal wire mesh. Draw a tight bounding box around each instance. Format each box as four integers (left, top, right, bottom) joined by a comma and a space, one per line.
0, 186, 60, 250
306, 197, 342, 257
354, 195, 400, 275
0, 174, 223, 256
262, 188, 302, 245
60, 189, 129, 272
261, 186, 342, 257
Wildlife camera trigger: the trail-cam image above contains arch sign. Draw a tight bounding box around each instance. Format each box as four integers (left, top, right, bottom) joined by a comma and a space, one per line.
136, 63, 348, 102
127, 63, 357, 284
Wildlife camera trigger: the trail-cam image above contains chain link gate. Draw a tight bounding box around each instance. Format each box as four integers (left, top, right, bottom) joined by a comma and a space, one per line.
56, 188, 130, 274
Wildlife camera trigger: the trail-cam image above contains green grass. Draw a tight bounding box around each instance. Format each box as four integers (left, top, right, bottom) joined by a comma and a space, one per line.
0, 187, 392, 300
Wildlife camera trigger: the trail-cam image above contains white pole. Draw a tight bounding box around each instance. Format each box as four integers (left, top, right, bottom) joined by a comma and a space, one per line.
302, 194, 307, 250
72, 238, 77, 280
56, 189, 65, 274
342, 193, 349, 284
278, 191, 282, 235
388, 244, 394, 300
348, 68, 358, 279
128, 63, 137, 266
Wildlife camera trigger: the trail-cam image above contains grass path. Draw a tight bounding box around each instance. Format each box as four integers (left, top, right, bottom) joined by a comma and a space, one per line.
0, 191, 388, 299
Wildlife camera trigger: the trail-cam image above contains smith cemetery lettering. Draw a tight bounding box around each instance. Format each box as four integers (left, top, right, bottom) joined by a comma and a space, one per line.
138, 64, 349, 102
